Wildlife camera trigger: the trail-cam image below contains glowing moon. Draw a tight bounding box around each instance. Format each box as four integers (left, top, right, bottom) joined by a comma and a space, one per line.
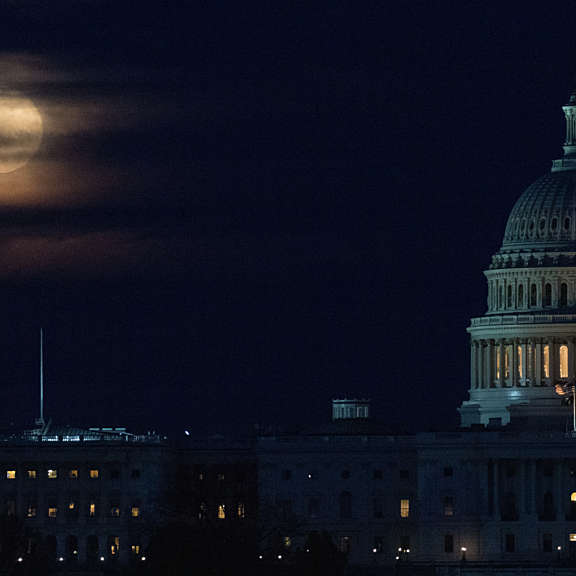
0, 94, 43, 173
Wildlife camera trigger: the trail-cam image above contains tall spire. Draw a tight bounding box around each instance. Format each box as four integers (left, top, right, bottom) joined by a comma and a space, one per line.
37, 328, 45, 426
551, 89, 576, 172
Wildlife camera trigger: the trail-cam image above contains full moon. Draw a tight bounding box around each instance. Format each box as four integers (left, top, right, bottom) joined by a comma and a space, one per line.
0, 94, 43, 174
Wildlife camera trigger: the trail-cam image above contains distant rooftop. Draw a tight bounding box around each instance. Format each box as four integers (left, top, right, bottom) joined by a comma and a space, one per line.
0, 420, 166, 444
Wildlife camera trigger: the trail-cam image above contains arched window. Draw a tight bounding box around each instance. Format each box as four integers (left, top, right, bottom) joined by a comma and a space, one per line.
530, 284, 537, 307
561, 283, 568, 307
544, 283, 552, 306
518, 284, 524, 307
339, 491, 352, 519
517, 345, 523, 380
507, 285, 513, 308
560, 345, 569, 379
504, 346, 511, 381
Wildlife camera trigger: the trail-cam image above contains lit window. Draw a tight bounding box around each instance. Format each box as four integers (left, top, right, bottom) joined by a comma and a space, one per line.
495, 352, 500, 380
560, 345, 569, 379
27, 470, 36, 479
337, 536, 350, 554
47, 469, 57, 479
89, 503, 96, 517
543, 345, 550, 378
68, 501, 76, 511
131, 545, 140, 555
504, 346, 511, 379
69, 469, 78, 479
517, 346, 523, 379
26, 504, 36, 518
198, 502, 206, 520
400, 499, 410, 518
48, 507, 57, 518
6, 470, 15, 480
131, 506, 140, 518
89, 469, 99, 479
110, 505, 120, 517
218, 504, 226, 519
570, 534, 576, 542
110, 536, 120, 556
237, 502, 245, 518
571, 492, 576, 502
283, 536, 291, 549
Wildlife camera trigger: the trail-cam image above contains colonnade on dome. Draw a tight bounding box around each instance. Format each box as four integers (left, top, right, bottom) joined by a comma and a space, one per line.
486, 269, 576, 313
471, 337, 575, 390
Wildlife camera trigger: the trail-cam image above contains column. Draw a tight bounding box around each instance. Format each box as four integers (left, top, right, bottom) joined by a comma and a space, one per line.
498, 340, 504, 388
470, 342, 478, 390
568, 339, 575, 380
535, 340, 542, 387
493, 460, 500, 519
550, 339, 557, 383
512, 339, 518, 387
485, 341, 492, 388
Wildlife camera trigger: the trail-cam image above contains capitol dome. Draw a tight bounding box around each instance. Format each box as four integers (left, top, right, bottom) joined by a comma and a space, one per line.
459, 90, 576, 429
501, 170, 576, 253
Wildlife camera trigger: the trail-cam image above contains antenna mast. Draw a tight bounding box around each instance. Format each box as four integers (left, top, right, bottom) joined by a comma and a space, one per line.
39, 328, 44, 425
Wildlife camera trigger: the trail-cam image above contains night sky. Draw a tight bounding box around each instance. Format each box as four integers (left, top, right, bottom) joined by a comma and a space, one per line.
0, 2, 575, 437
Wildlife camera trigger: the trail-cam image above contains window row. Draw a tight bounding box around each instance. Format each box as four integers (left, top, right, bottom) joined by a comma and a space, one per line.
489, 278, 573, 311
197, 501, 246, 520
2, 468, 141, 480
281, 468, 414, 481
276, 494, 412, 520
4, 500, 141, 519
21, 534, 143, 560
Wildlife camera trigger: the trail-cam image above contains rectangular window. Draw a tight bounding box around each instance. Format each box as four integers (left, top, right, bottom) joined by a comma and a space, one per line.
237, 502, 245, 518
6, 500, 15, 516
26, 504, 36, 518
400, 499, 410, 518
283, 536, 291, 549
505, 533, 515, 553
307, 497, 320, 518
543, 533, 553, 553
6, 470, 15, 480
443, 467, 453, 477
495, 351, 501, 380
131, 469, 141, 479
110, 505, 120, 517
373, 469, 383, 480
27, 470, 36, 479
281, 469, 292, 480
131, 506, 140, 518
543, 345, 550, 378
517, 345, 523, 379
399, 469, 409, 480
48, 506, 57, 518
444, 534, 454, 553
68, 469, 78, 479
131, 544, 141, 555
47, 469, 57, 479
373, 536, 384, 554
570, 533, 576, 542
89, 503, 96, 517
337, 536, 350, 554
218, 504, 226, 519
110, 536, 119, 556
89, 469, 99, 479
68, 501, 76, 511
443, 496, 454, 516
373, 497, 383, 518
